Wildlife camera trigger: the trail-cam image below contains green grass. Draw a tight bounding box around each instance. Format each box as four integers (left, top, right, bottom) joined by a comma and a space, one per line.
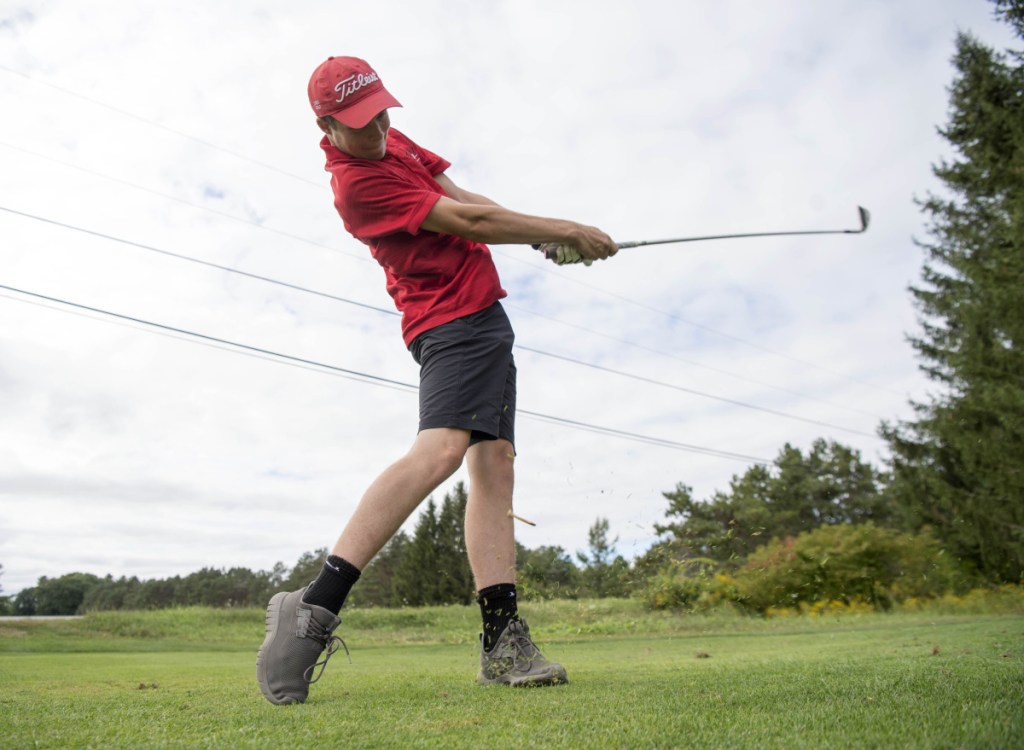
1, 601, 1022, 749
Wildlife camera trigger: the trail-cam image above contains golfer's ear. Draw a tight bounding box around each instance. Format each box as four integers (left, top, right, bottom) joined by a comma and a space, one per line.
316, 116, 335, 136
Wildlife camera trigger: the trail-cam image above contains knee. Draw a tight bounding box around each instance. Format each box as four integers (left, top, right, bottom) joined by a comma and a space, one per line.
470, 439, 515, 487
410, 429, 469, 485
433, 442, 466, 481
491, 446, 515, 486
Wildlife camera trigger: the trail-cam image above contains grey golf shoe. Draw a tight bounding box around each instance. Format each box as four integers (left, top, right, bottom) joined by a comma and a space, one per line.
256, 587, 346, 704
477, 617, 568, 687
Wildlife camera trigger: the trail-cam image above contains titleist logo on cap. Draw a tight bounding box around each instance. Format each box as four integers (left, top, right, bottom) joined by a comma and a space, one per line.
308, 56, 401, 125
334, 72, 380, 104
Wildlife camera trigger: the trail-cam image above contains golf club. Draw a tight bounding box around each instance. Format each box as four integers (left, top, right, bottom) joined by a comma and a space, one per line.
615, 206, 870, 249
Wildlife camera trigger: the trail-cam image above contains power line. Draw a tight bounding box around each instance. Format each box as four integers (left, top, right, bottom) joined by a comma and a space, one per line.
514, 410, 766, 461
0, 283, 414, 389
0, 64, 323, 188
0, 141, 883, 420
0, 140, 369, 263
0, 290, 417, 396
0, 205, 395, 317
0, 204, 880, 438
516, 345, 876, 438
525, 260, 906, 397
507, 303, 883, 420
0, 282, 770, 465
2, 65, 900, 400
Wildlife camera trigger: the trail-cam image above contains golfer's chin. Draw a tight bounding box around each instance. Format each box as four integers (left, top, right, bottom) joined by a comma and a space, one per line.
357, 143, 387, 160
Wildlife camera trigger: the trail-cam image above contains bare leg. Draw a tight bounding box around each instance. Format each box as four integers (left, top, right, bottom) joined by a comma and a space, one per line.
464, 438, 517, 589
331, 427, 470, 569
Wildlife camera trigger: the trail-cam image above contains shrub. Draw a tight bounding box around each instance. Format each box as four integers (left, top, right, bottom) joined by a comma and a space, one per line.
640, 558, 740, 611
733, 523, 967, 612
899, 583, 1024, 615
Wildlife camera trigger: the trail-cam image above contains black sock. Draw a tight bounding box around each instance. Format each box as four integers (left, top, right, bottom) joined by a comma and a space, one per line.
477, 583, 519, 651
302, 555, 361, 615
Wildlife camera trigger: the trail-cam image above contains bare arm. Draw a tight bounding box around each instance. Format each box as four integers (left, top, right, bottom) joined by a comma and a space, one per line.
424, 173, 617, 261
433, 173, 501, 208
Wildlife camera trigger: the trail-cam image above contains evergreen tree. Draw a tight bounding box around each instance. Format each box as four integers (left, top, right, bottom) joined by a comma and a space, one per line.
14, 587, 37, 615
652, 440, 887, 567
995, 0, 1024, 36
882, 7, 1024, 582
576, 517, 631, 597
81, 575, 140, 611
393, 499, 441, 605
0, 563, 9, 615
434, 482, 475, 604
350, 532, 409, 607
32, 573, 103, 615
391, 483, 477, 606
517, 544, 582, 599
283, 548, 328, 591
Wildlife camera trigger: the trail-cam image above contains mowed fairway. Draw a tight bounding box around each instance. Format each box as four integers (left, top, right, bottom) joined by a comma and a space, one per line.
1, 604, 1022, 749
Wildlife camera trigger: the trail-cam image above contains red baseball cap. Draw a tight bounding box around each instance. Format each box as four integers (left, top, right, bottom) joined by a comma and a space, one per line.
308, 56, 402, 128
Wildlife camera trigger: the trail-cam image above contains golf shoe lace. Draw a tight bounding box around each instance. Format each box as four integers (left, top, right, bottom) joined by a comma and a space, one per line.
302, 618, 350, 684
507, 622, 542, 664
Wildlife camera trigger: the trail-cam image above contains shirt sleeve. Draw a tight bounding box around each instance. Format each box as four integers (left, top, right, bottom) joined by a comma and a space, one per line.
334, 168, 442, 238
417, 143, 450, 177
328, 130, 454, 239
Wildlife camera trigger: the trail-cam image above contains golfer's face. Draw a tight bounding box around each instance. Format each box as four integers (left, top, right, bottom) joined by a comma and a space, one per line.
329, 110, 390, 160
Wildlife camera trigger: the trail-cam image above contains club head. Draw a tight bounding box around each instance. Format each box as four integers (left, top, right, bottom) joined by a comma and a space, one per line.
857, 206, 871, 232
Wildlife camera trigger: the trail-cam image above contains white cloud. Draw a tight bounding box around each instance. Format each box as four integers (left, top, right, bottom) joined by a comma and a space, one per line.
0, 0, 1018, 594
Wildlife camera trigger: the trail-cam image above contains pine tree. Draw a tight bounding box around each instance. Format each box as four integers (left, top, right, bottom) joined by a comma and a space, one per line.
283, 548, 328, 591
994, 0, 1024, 37
576, 517, 631, 597
517, 544, 582, 599
392, 499, 440, 606
882, 6, 1024, 581
651, 440, 887, 567
390, 482, 476, 606
352, 532, 409, 608
434, 482, 474, 604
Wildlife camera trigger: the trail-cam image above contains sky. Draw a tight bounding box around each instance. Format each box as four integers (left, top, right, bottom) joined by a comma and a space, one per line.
0, 1, 1019, 596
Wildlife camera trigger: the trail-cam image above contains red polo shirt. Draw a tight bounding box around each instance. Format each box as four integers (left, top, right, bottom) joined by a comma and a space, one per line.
321, 129, 507, 345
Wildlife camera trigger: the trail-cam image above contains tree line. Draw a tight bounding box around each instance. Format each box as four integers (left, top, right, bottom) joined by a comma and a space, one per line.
2, 0, 1021, 617
0, 437, 1010, 616
1, 480, 633, 615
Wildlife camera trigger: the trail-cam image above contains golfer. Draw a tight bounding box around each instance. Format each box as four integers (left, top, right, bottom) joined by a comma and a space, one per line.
257, 56, 617, 704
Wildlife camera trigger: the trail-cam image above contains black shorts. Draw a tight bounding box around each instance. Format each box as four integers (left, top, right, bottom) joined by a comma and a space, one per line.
408, 302, 516, 446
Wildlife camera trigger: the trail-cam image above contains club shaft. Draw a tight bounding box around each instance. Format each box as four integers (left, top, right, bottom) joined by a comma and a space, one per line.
617, 206, 870, 249
619, 228, 855, 249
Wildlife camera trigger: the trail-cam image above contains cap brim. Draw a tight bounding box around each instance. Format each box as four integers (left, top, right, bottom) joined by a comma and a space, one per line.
328, 88, 402, 128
